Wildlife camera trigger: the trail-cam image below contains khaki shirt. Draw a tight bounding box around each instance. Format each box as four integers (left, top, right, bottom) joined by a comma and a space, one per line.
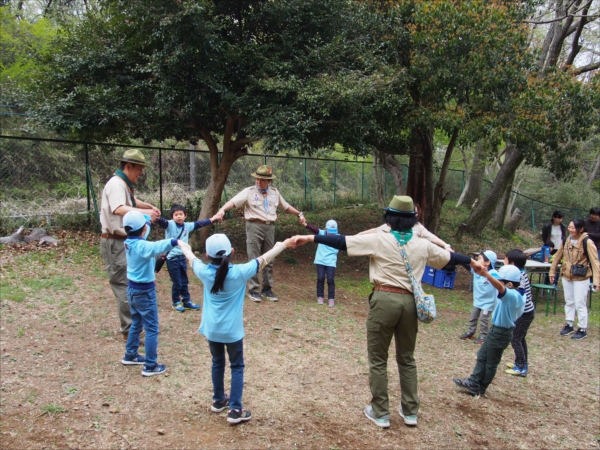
230, 186, 290, 222
346, 229, 450, 292
100, 176, 133, 236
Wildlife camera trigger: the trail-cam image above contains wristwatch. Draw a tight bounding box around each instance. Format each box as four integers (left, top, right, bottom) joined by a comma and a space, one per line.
298, 211, 304, 217
445, 244, 452, 250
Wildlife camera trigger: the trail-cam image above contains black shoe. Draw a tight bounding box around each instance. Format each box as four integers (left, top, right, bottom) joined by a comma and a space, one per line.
467, 385, 482, 396
560, 324, 575, 336
211, 395, 229, 413
227, 408, 252, 424
571, 328, 587, 340
247, 291, 262, 302
452, 377, 473, 390
459, 332, 475, 340
261, 289, 279, 302
474, 337, 485, 345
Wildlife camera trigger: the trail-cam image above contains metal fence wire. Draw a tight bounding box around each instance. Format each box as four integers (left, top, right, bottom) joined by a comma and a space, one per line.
0, 135, 591, 232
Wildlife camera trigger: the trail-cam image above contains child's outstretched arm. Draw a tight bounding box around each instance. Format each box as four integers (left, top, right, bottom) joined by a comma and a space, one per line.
474, 264, 505, 295
305, 223, 320, 235
257, 238, 295, 270
178, 241, 198, 265
156, 217, 169, 229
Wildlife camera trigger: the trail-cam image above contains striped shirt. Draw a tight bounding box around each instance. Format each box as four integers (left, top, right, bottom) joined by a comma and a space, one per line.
520, 270, 535, 314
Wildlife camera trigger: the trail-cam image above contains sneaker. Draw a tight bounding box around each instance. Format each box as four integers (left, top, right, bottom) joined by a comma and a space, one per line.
247, 291, 261, 302
261, 289, 279, 302
121, 354, 146, 365
459, 332, 475, 340
183, 302, 201, 310
505, 366, 527, 377
328, 299, 335, 307
453, 377, 473, 390
211, 395, 229, 413
142, 364, 167, 377
560, 324, 575, 336
172, 302, 185, 312
363, 406, 390, 428
571, 328, 587, 340
227, 408, 252, 424
506, 362, 516, 369
317, 297, 324, 305
474, 337, 485, 345
398, 406, 417, 426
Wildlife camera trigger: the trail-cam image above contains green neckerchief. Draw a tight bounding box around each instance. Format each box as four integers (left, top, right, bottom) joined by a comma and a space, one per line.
391, 229, 413, 245
114, 169, 137, 207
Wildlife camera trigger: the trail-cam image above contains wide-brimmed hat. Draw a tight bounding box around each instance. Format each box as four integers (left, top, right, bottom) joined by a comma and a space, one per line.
251, 165, 276, 180
120, 149, 148, 167
383, 195, 416, 216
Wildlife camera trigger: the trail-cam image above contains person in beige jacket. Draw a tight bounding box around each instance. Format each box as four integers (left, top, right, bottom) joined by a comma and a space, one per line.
550, 218, 600, 340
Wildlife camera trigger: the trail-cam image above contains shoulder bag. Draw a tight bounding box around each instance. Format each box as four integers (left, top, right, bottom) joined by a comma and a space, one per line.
155, 226, 185, 273
568, 237, 590, 277
396, 242, 437, 324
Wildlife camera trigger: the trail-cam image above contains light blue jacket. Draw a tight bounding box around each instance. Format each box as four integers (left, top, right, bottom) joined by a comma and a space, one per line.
492, 287, 525, 328
124, 236, 177, 286
314, 230, 339, 268
471, 268, 500, 312
158, 218, 211, 259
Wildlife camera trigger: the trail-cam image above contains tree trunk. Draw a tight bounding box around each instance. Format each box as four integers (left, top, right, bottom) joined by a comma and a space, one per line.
374, 149, 406, 195
492, 167, 516, 230
506, 208, 524, 233
406, 128, 434, 227
461, 140, 486, 209
455, 145, 471, 208
195, 116, 249, 245
429, 129, 459, 234
587, 150, 600, 189
372, 152, 386, 208
457, 144, 524, 237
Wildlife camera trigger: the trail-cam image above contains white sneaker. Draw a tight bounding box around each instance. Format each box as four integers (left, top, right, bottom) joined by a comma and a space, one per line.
398, 406, 417, 426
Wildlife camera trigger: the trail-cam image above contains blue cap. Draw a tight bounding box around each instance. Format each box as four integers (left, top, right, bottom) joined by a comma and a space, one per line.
326, 219, 338, 234
497, 265, 522, 283
123, 211, 150, 231
482, 250, 497, 268
206, 234, 232, 258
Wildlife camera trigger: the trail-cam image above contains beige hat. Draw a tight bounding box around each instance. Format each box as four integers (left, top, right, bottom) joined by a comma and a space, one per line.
383, 195, 416, 216
251, 165, 276, 180
120, 149, 148, 167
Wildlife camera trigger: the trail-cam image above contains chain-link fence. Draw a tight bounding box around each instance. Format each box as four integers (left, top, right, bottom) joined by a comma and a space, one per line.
0, 135, 594, 232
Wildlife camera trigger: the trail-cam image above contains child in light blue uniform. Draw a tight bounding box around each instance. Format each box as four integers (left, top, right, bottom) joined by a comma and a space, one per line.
157, 204, 214, 312
459, 250, 500, 344
306, 219, 339, 306
453, 264, 525, 396
179, 234, 294, 424
121, 211, 180, 377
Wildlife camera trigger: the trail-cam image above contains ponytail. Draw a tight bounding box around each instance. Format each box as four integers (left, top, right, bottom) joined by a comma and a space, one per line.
210, 251, 230, 294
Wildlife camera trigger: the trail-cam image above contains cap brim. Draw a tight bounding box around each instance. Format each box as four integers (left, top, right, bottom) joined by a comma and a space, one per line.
251, 173, 276, 179
382, 208, 416, 216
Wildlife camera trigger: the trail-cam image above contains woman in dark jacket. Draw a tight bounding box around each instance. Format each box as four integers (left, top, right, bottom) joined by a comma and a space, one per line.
541, 211, 566, 246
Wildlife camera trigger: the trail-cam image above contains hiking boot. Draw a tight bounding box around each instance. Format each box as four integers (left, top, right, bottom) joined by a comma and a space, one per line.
328, 299, 335, 307
398, 406, 417, 426
317, 297, 324, 305
571, 328, 587, 340
261, 289, 279, 302
183, 301, 201, 310
211, 395, 230, 413
560, 324, 575, 336
363, 406, 390, 428
227, 408, 252, 424
474, 337, 485, 345
121, 353, 146, 365
459, 332, 475, 340
172, 302, 185, 312
247, 291, 262, 302
142, 364, 167, 377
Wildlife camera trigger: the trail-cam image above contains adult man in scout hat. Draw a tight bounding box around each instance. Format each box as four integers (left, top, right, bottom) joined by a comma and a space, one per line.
290, 195, 482, 428
100, 149, 161, 340
214, 165, 306, 302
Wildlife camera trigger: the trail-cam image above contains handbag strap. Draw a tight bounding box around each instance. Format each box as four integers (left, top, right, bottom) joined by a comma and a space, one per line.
396, 242, 424, 297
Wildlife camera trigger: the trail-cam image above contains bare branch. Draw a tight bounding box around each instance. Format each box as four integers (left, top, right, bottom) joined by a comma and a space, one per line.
572, 61, 600, 74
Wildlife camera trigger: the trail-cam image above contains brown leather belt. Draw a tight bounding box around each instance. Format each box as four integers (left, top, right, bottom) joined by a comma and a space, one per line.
373, 285, 412, 295
101, 233, 126, 240
247, 218, 274, 225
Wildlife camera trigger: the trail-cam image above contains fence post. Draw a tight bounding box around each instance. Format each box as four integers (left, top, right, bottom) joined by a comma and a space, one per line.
531, 200, 535, 232
462, 170, 465, 191
85, 143, 90, 226
333, 160, 337, 205
264, 154, 267, 165
361, 162, 365, 200
159, 149, 163, 213
304, 158, 307, 203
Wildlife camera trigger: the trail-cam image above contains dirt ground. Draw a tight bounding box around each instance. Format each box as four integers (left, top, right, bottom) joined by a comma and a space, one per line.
1, 232, 599, 450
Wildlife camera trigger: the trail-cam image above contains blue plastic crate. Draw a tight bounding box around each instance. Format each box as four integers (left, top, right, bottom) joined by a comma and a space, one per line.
422, 265, 436, 285
433, 269, 457, 289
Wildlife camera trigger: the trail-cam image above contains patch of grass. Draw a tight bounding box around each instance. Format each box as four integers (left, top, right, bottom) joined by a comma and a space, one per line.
25, 276, 74, 292
1, 287, 26, 302
41, 403, 65, 415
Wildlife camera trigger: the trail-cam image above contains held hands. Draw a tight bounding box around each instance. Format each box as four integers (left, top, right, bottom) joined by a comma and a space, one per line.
470, 259, 485, 275
300, 216, 307, 226
177, 240, 192, 251
209, 213, 223, 223
291, 235, 313, 248
147, 207, 160, 222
